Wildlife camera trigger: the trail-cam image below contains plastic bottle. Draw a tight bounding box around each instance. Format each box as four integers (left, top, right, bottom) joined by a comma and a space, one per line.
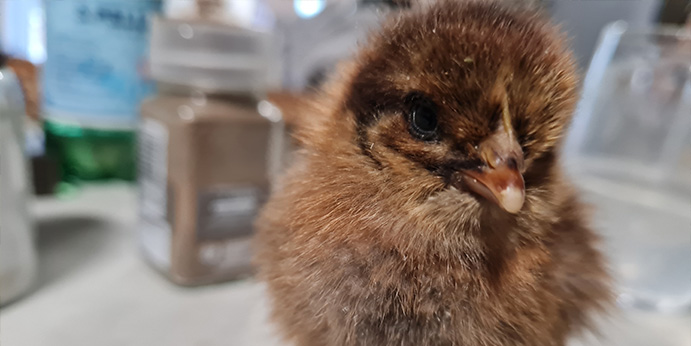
42, 0, 162, 181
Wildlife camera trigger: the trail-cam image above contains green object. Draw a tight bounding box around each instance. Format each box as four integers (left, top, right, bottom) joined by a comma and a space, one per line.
42, 0, 162, 182
45, 120, 136, 182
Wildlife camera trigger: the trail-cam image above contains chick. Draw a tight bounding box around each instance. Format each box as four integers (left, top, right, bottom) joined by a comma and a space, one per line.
256, 2, 610, 345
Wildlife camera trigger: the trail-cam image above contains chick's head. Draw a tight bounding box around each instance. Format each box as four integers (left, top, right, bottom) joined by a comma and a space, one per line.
322, 2, 577, 213
292, 1, 580, 255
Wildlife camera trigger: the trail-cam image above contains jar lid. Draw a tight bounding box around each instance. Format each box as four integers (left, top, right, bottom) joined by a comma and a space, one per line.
149, 16, 273, 94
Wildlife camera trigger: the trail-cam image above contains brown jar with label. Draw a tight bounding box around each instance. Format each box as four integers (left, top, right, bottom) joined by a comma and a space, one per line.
138, 16, 284, 286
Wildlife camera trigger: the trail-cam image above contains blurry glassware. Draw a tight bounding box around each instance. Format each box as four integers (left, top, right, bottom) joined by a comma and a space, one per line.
293, 0, 326, 18
163, 0, 275, 29
1, 0, 46, 64
138, 15, 284, 286
0, 63, 37, 306
277, 0, 404, 91
565, 22, 691, 313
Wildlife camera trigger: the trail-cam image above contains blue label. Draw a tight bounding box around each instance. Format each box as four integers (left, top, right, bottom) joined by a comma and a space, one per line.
42, 0, 162, 126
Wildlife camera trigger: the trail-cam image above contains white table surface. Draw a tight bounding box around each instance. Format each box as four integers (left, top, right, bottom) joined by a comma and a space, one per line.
1, 184, 689, 346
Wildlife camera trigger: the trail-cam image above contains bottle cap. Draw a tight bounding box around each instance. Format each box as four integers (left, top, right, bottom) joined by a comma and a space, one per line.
149, 16, 272, 94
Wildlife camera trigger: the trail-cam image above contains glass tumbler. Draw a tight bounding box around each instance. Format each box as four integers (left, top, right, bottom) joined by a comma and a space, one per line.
565, 22, 691, 313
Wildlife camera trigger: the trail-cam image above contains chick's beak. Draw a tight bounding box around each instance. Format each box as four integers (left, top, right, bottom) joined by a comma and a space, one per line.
459, 122, 525, 214
461, 162, 524, 214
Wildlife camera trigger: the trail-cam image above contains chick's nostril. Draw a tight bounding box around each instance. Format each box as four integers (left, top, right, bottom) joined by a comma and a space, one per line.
506, 157, 518, 170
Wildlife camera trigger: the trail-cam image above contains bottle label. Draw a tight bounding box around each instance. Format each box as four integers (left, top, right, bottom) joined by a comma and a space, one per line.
137, 118, 171, 271
42, 0, 162, 129
195, 186, 265, 271
196, 187, 264, 240
198, 237, 254, 271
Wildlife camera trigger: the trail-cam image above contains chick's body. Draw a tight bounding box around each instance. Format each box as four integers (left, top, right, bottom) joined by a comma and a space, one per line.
256, 2, 610, 345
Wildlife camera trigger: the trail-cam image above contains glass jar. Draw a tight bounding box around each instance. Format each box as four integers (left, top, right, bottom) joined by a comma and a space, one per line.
137, 16, 284, 286
565, 23, 691, 313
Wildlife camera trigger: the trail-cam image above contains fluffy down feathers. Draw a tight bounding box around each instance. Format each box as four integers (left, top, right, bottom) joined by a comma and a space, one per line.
256, 2, 610, 345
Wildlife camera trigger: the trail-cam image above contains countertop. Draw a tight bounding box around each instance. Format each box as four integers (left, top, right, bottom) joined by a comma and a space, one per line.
1, 184, 689, 346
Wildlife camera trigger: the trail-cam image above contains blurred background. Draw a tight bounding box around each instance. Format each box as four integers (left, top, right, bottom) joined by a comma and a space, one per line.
0, 0, 689, 345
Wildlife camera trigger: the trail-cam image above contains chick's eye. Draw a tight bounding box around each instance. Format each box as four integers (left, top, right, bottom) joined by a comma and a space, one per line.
409, 103, 438, 140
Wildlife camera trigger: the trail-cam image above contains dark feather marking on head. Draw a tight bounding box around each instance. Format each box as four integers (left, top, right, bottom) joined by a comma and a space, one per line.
346, 62, 408, 128
522, 149, 557, 187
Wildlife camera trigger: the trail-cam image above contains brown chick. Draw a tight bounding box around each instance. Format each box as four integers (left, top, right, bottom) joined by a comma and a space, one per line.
255, 1, 611, 345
